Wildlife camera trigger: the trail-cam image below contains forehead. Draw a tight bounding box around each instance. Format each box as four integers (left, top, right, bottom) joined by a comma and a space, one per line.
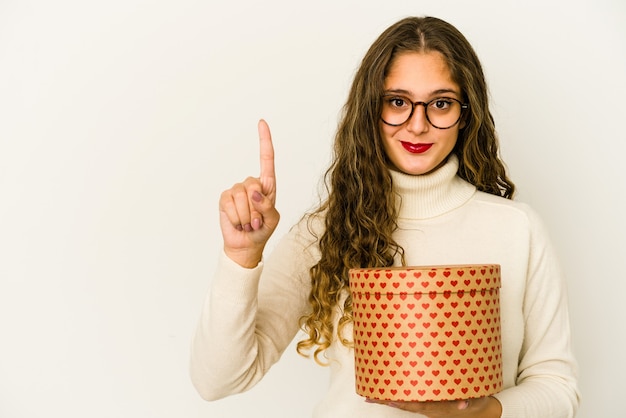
384, 51, 460, 95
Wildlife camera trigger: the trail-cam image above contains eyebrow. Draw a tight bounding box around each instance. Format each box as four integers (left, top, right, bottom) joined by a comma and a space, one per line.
383, 88, 461, 97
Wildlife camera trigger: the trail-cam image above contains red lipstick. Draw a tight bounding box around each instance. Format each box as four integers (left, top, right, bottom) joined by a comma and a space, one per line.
401, 141, 432, 154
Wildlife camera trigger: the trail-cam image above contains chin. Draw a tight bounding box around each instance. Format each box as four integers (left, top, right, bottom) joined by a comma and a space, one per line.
396, 166, 432, 176
397, 161, 438, 176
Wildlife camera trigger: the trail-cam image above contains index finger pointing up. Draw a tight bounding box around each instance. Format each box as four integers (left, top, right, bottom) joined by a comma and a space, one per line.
258, 119, 276, 202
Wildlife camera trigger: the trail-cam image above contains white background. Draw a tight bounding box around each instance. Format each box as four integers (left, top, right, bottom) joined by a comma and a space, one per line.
1, 0, 624, 417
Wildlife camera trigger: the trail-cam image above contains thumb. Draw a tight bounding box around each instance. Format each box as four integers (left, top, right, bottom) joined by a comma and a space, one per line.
250, 190, 280, 231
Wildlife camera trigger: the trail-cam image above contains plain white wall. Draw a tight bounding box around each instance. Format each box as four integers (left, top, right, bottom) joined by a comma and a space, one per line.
1, 0, 624, 417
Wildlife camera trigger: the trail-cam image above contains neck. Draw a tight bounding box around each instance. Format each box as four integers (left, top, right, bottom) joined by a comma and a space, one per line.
390, 155, 476, 219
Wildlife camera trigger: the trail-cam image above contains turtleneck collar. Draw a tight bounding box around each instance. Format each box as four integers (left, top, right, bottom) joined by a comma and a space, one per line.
390, 154, 476, 220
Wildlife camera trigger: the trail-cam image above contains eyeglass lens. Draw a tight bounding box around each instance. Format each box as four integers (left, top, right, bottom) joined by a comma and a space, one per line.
381, 96, 465, 129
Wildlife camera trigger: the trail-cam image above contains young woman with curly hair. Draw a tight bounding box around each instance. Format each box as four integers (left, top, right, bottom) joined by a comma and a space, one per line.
191, 16, 579, 418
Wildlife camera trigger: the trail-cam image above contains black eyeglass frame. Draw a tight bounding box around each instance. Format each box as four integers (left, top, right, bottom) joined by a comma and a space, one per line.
380, 95, 469, 130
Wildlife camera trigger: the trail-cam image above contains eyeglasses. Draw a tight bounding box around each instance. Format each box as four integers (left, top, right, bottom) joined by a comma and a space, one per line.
381, 94, 468, 129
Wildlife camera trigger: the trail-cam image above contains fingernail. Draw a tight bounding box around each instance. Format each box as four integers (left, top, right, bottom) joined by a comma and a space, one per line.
251, 218, 262, 230
243, 223, 252, 232
252, 191, 262, 202
235, 224, 243, 231
458, 400, 470, 410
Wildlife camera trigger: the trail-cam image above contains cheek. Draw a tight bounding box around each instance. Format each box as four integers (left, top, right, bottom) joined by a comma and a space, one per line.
379, 122, 399, 144
440, 125, 461, 145
379, 129, 398, 158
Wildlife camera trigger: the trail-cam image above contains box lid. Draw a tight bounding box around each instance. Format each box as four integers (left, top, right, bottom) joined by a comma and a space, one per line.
349, 264, 501, 295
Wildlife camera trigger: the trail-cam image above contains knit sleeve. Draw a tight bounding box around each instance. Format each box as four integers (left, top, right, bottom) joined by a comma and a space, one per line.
189, 219, 318, 401
493, 207, 580, 417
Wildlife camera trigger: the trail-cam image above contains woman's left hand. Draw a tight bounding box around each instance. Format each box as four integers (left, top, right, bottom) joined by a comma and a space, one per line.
366, 396, 502, 418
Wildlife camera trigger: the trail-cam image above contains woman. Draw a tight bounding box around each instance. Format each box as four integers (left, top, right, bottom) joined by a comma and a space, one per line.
190, 16, 579, 417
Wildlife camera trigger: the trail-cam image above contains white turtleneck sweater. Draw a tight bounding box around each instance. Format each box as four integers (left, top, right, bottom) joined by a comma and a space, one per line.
190, 156, 579, 417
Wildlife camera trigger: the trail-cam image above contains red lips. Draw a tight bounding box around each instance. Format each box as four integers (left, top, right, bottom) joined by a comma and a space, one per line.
401, 141, 433, 154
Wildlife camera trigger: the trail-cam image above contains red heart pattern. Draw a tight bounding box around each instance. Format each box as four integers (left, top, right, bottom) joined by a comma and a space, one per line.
349, 265, 503, 402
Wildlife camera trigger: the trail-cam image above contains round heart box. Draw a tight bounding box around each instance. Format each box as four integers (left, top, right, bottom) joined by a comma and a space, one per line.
349, 264, 503, 402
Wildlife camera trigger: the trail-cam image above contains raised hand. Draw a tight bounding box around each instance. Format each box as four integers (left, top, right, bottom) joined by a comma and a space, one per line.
218, 119, 280, 268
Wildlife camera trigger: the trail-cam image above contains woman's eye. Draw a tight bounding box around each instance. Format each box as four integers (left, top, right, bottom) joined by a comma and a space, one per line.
390, 98, 407, 108
431, 99, 452, 110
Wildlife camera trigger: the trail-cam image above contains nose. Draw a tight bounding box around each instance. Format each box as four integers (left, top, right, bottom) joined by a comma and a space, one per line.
405, 103, 429, 134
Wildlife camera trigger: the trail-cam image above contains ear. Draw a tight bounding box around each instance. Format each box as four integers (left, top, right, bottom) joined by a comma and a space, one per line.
459, 112, 469, 129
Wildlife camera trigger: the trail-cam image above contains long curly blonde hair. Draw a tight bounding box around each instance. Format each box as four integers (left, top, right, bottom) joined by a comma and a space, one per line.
296, 16, 515, 364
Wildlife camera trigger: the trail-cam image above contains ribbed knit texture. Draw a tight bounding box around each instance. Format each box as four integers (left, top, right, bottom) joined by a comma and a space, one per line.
191, 156, 580, 417
390, 155, 475, 219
